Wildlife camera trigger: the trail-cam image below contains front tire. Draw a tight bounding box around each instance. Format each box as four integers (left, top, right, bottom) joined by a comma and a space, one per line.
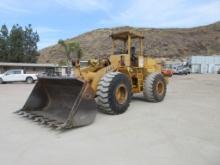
143, 73, 166, 102
96, 72, 132, 114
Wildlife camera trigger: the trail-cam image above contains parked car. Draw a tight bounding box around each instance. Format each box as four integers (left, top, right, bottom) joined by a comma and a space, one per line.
173, 65, 191, 75
0, 69, 37, 84
218, 68, 220, 74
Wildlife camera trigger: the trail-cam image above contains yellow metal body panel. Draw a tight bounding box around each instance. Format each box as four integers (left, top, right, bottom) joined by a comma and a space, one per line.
144, 57, 161, 72
109, 54, 130, 67
76, 63, 115, 92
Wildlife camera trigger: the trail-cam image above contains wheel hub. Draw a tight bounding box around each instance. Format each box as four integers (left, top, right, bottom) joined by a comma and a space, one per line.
156, 81, 165, 95
115, 84, 128, 104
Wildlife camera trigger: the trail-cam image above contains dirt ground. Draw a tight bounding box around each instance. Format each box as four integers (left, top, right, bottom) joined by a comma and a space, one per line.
0, 74, 220, 165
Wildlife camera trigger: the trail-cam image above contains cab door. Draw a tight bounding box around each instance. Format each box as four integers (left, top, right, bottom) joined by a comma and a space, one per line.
3, 70, 13, 82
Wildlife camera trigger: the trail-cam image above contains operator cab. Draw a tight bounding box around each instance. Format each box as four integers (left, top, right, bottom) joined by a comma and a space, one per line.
110, 30, 144, 67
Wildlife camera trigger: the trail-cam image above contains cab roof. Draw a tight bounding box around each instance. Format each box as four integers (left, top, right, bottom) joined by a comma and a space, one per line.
110, 30, 144, 40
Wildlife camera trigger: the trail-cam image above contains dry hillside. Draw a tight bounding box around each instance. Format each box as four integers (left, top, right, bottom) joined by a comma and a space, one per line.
38, 22, 220, 64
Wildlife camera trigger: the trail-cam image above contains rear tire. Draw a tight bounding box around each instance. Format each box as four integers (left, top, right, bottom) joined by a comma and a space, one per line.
143, 73, 166, 102
96, 72, 132, 114
26, 77, 33, 84
0, 78, 3, 84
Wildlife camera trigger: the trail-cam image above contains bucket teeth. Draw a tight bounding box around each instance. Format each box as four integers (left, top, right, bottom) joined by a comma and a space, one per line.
18, 111, 25, 115
56, 125, 63, 130
34, 117, 43, 122
48, 122, 55, 127
14, 110, 21, 114
48, 121, 59, 127
15, 110, 65, 129
40, 118, 53, 125
27, 114, 35, 119
22, 112, 29, 117
40, 120, 46, 124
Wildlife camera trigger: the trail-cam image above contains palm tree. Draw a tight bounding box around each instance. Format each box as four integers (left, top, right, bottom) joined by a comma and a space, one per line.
58, 40, 82, 76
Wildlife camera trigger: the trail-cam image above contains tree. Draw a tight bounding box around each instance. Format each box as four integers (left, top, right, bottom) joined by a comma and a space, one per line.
58, 40, 82, 64
8, 24, 25, 62
0, 24, 39, 63
23, 24, 39, 62
0, 24, 9, 61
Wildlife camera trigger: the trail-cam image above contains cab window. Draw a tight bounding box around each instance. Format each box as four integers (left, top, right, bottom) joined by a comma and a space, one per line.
13, 70, 21, 74
5, 70, 21, 75
5, 70, 13, 75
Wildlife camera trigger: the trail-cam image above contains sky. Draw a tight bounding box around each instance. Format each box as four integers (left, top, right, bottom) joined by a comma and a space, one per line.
0, 0, 220, 49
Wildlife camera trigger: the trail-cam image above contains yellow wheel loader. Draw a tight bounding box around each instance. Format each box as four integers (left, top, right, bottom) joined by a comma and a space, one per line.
15, 30, 168, 129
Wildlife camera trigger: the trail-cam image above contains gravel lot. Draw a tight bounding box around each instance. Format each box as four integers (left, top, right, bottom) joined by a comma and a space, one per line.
0, 74, 220, 165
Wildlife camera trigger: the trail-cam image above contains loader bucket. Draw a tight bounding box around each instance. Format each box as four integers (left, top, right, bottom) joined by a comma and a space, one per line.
15, 77, 97, 129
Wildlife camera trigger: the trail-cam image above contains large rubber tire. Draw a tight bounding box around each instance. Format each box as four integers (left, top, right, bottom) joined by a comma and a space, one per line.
26, 77, 34, 84
96, 72, 132, 115
143, 73, 166, 102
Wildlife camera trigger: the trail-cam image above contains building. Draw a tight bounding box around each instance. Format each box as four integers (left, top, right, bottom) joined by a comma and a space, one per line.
190, 56, 220, 74
0, 62, 76, 76
0, 62, 58, 74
